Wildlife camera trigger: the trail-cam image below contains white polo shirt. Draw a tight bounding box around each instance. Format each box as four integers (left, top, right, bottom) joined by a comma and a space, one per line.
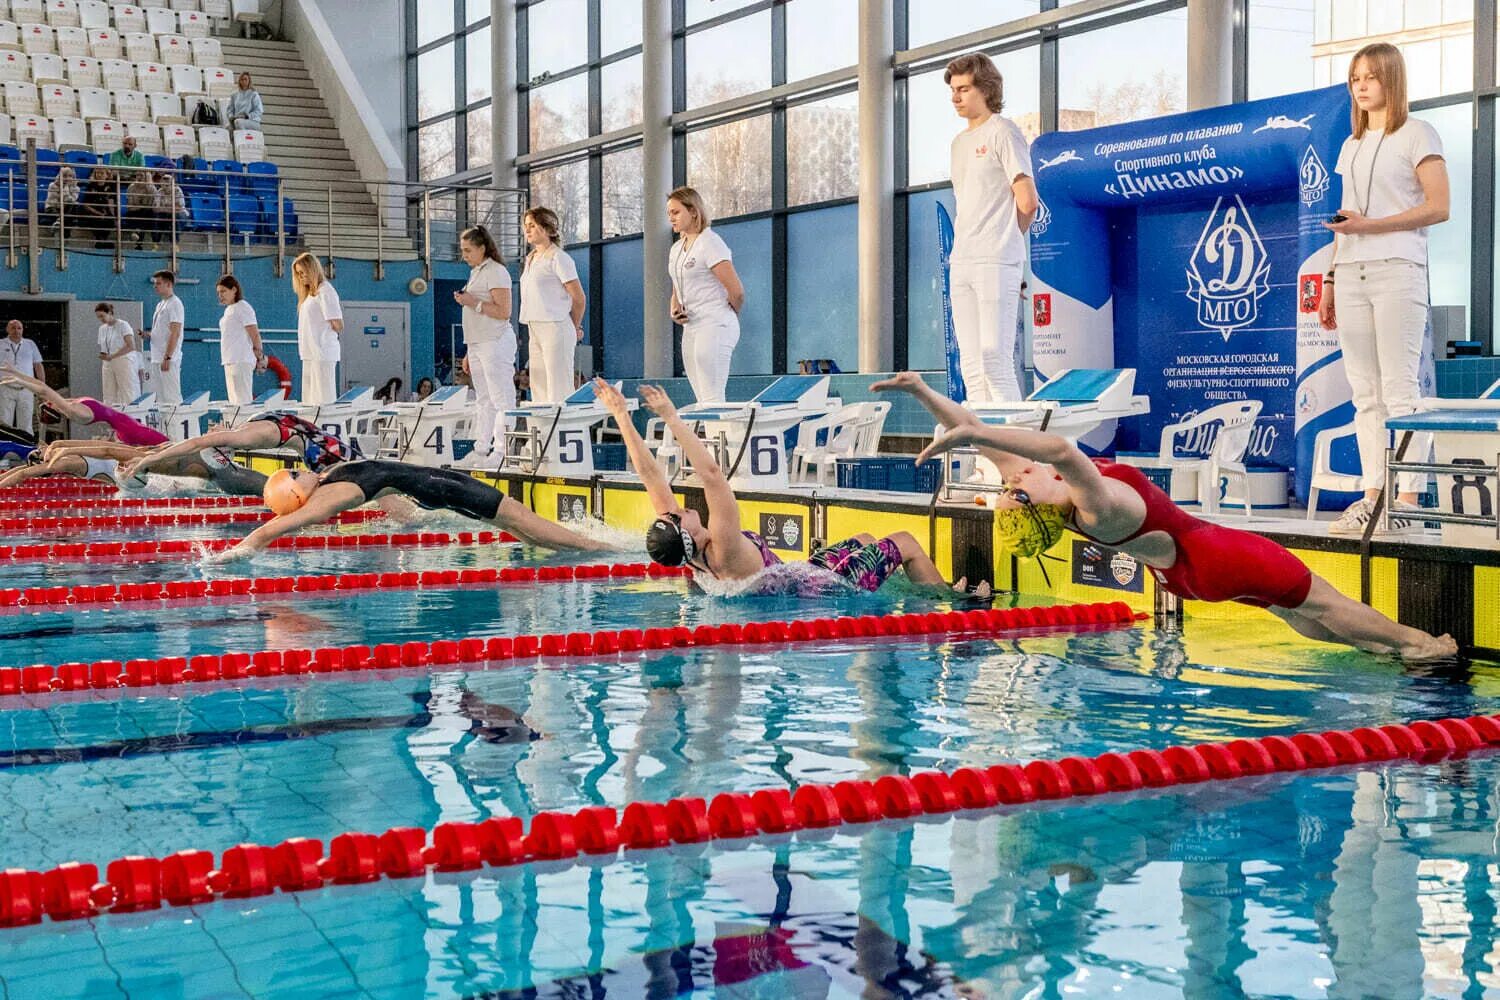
1333, 119, 1444, 266
518, 247, 579, 324
218, 299, 259, 366
297, 282, 343, 362
98, 319, 132, 358
462, 258, 514, 346
669, 228, 735, 321
0, 336, 42, 375
949, 113, 1033, 266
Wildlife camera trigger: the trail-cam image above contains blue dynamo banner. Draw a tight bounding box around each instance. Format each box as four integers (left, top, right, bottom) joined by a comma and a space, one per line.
935, 202, 967, 402
1025, 86, 1357, 502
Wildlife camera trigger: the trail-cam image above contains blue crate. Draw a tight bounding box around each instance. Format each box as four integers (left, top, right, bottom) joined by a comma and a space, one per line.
835, 457, 941, 493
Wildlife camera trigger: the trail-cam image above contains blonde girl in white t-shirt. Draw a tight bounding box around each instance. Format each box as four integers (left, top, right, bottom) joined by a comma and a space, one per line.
455, 224, 516, 466
518, 207, 585, 404
667, 186, 745, 404
291, 252, 344, 405
1319, 42, 1449, 535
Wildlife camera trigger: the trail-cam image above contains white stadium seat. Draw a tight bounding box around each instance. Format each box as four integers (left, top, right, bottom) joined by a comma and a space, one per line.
20, 22, 53, 53
39, 81, 74, 115
201, 62, 230, 96
76, 0, 106, 27
187, 32, 215, 65
0, 20, 18, 49
0, 50, 25, 81
123, 118, 158, 152
44, 0, 77, 27
135, 59, 167, 92
176, 8, 203, 37
168, 0, 196, 11
2, 79, 37, 113
194, 121, 224, 157
161, 121, 192, 156
157, 31, 188, 64
231, 126, 260, 161
53, 22, 83, 54
9, 0, 41, 24
147, 88, 180, 121
143, 5, 172, 34
110, 85, 143, 118
0, 112, 12, 144
75, 82, 106, 116
121, 28, 149, 61
99, 55, 131, 88
168, 60, 197, 94
12, 112, 48, 144
50, 112, 84, 147
86, 25, 116, 57
88, 114, 120, 151
64, 52, 97, 85
26, 49, 62, 80
111, 4, 145, 33
200, 0, 226, 20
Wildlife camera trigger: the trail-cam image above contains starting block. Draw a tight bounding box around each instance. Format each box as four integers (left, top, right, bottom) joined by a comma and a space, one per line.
373, 385, 473, 466
502, 381, 635, 477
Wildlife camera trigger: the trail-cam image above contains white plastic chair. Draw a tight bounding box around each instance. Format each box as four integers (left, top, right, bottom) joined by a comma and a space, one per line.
0, 112, 12, 143
86, 25, 117, 57
142, 5, 173, 35
1305, 422, 1359, 520
76, 0, 106, 27
123, 117, 157, 152
39, 80, 73, 115
27, 49, 62, 79
75, 81, 106, 116
1155, 400, 1262, 517
159, 119, 190, 155
110, 84, 143, 118
64, 52, 96, 84
175, 7, 202, 36
134, 59, 167, 92
168, 0, 197, 10
229, 0, 258, 33
12, 111, 48, 144
52, 21, 83, 53
200, 61, 229, 96
120, 27, 149, 60
87, 113, 121, 150
44, 0, 77, 27
3, 78, 37, 112
791, 400, 890, 486
193, 120, 223, 156
50, 111, 83, 147
0, 49, 26, 80
9, 0, 41, 23
110, 4, 146, 33
230, 124, 260, 160
199, 0, 226, 23
146, 87, 179, 121
0, 20, 18, 49
167, 57, 196, 94
156, 31, 186, 63
186, 32, 214, 64
20, 21, 53, 53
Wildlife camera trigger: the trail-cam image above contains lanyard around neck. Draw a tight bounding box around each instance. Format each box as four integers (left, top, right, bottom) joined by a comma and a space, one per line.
1352, 130, 1387, 218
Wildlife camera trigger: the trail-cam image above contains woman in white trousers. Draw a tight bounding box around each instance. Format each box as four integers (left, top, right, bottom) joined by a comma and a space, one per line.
518, 207, 585, 404
216, 275, 264, 406
455, 224, 516, 467
667, 186, 745, 404
95, 303, 137, 407
292, 252, 344, 405
1319, 42, 1449, 535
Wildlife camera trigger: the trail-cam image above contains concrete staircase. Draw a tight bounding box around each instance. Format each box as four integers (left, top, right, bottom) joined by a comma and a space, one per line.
217, 37, 415, 259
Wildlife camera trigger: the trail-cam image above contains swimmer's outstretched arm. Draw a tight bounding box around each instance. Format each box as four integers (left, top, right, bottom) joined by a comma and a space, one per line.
918, 423, 1120, 516
639, 384, 750, 555
594, 378, 676, 515
873, 371, 1028, 479
123, 422, 278, 479
0, 369, 91, 422
214, 485, 358, 561
492, 497, 614, 552
42, 441, 146, 462
0, 453, 87, 488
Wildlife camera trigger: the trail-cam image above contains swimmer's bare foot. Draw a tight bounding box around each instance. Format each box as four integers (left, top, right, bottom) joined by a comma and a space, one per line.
971, 580, 992, 599
952, 576, 967, 593
1399, 633, 1459, 661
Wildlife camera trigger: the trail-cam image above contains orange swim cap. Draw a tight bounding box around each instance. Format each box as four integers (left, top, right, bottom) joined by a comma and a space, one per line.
264, 468, 313, 515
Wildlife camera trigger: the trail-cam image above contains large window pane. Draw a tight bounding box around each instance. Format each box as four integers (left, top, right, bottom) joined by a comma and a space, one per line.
600, 0, 641, 55
713, 218, 773, 374
685, 10, 771, 109
686, 0, 761, 24
1058, 11, 1187, 130
528, 73, 589, 152
417, 1, 453, 47
466, 105, 492, 171
601, 54, 642, 131
419, 118, 457, 181
602, 237, 645, 379
529, 160, 590, 244
418, 43, 456, 120
467, 0, 488, 25
1249, 0, 1316, 100
1295, 0, 1474, 99
786, 92, 859, 206
1416, 103, 1471, 340
686, 115, 772, 218
527, 0, 588, 77
466, 26, 491, 103
906, 47, 1040, 186
907, 0, 1039, 48
786, 0, 858, 81
906, 188, 955, 372
787, 203, 858, 372
602, 145, 645, 238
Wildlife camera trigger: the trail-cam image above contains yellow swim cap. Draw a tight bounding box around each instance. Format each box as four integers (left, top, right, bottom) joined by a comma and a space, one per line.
264, 468, 313, 516
994, 504, 1068, 559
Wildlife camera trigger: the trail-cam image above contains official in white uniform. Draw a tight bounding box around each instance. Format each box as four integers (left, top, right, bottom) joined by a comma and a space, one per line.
518, 206, 585, 404
293, 252, 343, 405
455, 224, 516, 467
945, 52, 1038, 403
95, 303, 137, 407
1321, 42, 1450, 535
0, 320, 45, 430
143, 270, 184, 405
667, 186, 745, 404
216, 275, 263, 406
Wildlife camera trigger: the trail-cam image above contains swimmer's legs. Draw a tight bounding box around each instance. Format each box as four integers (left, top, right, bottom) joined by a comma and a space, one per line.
493, 496, 614, 552
0, 454, 85, 488
1273, 575, 1457, 660
885, 530, 945, 586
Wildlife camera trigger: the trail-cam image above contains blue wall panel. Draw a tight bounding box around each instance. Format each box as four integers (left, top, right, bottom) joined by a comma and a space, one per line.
713, 218, 772, 375
601, 237, 644, 379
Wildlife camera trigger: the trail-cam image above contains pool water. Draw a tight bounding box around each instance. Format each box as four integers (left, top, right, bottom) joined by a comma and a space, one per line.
3, 512, 1500, 998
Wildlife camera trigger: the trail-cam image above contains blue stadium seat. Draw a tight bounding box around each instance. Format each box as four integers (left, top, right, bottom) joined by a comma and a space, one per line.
209, 159, 245, 194
244, 160, 277, 196
144, 155, 174, 171
0, 145, 23, 177
186, 191, 224, 231
62, 149, 96, 182
227, 192, 259, 238
34, 148, 61, 186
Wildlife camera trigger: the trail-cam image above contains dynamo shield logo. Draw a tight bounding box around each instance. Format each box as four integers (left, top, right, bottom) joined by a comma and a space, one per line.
1299, 147, 1330, 206
1030, 197, 1051, 238
1186, 195, 1271, 342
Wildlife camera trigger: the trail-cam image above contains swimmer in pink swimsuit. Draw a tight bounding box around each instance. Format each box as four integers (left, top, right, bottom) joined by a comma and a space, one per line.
876, 371, 1456, 660
0, 367, 166, 450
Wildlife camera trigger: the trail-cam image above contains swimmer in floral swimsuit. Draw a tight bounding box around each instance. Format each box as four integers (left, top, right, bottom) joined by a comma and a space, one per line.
595, 378, 945, 593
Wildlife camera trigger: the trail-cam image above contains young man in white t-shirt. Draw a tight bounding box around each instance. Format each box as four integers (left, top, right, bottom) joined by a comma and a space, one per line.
0, 319, 45, 430
143, 270, 184, 405
945, 52, 1037, 403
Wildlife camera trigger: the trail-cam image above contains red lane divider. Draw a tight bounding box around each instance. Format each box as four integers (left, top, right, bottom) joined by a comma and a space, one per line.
0, 509, 384, 534
0, 601, 1140, 701
3, 709, 1493, 927
0, 478, 116, 497
0, 561, 690, 610
0, 496, 266, 513
0, 529, 518, 565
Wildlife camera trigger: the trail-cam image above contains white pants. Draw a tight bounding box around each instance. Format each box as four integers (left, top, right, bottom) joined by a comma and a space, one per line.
682, 313, 739, 404
102, 356, 136, 407
145, 361, 182, 405
301, 360, 337, 405
1335, 260, 1432, 494
223, 363, 255, 406
527, 320, 575, 404
0, 386, 33, 431
467, 331, 517, 456
950, 260, 1024, 403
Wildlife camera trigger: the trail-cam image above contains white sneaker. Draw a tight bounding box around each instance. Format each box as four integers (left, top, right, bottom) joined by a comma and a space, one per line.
1328, 498, 1376, 535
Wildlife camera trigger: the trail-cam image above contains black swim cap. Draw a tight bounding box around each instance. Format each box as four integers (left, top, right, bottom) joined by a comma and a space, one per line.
646, 514, 696, 566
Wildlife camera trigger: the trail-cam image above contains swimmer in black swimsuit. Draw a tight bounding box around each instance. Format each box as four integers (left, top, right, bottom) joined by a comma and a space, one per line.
121, 410, 355, 483
213, 458, 612, 561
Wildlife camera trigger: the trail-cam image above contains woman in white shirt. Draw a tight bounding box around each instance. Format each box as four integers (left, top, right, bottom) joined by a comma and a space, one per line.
216, 275, 263, 406
1319, 42, 1449, 535
667, 186, 745, 404
518, 207, 585, 404
291, 252, 344, 405
454, 224, 515, 467
94, 302, 136, 407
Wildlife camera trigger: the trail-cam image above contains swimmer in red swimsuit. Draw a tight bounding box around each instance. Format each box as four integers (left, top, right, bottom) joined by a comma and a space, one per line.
876, 372, 1457, 660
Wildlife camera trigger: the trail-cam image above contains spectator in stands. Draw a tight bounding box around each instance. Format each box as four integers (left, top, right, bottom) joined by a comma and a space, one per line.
374, 377, 403, 404
108, 136, 144, 170
77, 167, 119, 248
42, 166, 81, 237
125, 171, 159, 249
415, 376, 436, 401
292, 252, 343, 405
228, 72, 264, 132
153, 171, 189, 244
